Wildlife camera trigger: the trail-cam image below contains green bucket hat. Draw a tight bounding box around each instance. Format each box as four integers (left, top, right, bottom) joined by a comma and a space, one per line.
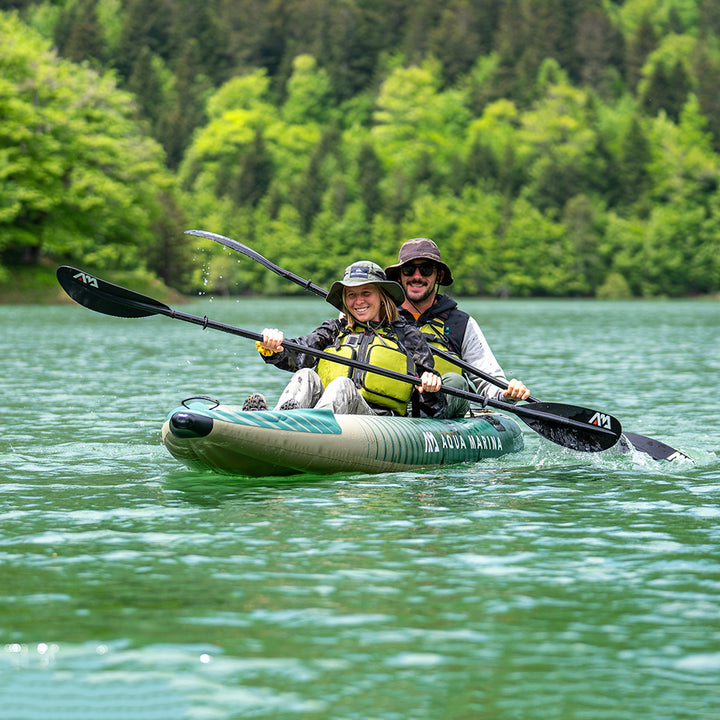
326, 260, 406, 312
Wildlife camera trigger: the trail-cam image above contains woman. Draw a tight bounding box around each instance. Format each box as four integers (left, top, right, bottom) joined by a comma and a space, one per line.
242, 260, 446, 417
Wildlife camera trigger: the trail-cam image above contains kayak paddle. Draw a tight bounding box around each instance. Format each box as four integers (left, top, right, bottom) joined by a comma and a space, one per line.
186, 229, 689, 462
57, 265, 622, 453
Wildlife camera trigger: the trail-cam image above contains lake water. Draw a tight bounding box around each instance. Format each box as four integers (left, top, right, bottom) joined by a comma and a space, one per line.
2, 295, 719, 719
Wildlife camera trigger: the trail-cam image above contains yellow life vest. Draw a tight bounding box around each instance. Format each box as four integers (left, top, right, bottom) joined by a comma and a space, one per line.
417, 319, 464, 377
316, 328, 414, 415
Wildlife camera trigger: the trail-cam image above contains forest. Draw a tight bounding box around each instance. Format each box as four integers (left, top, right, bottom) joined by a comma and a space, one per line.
2, 0, 720, 299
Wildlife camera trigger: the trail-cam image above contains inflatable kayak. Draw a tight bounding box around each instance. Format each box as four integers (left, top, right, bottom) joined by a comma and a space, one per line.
162, 397, 524, 477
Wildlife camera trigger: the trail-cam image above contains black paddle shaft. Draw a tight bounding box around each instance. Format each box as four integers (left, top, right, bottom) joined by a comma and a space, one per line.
56, 265, 622, 452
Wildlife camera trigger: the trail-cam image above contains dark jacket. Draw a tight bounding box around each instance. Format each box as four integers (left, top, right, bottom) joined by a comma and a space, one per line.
398, 294, 509, 400
398, 293, 469, 355
263, 317, 447, 417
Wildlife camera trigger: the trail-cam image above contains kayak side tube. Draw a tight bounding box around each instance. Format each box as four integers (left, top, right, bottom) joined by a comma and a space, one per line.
161, 403, 524, 477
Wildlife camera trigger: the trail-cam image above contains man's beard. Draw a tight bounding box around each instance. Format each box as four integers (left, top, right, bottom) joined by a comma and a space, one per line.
405, 281, 435, 305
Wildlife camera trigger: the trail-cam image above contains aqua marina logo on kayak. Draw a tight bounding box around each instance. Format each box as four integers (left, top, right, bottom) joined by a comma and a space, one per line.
423, 430, 503, 453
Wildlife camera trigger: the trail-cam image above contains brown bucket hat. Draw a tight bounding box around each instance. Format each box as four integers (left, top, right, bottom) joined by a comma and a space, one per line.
385, 238, 454, 285
326, 260, 406, 311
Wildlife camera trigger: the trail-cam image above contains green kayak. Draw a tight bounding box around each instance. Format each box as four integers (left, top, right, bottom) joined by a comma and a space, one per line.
162, 397, 524, 477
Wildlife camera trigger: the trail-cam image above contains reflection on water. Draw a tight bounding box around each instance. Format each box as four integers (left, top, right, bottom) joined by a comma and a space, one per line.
1, 298, 718, 719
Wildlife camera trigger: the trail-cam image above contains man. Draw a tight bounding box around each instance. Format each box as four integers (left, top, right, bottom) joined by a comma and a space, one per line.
385, 238, 530, 417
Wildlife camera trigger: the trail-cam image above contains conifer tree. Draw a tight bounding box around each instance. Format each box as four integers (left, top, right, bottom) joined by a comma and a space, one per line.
574, 7, 625, 92
466, 139, 499, 188
693, 43, 720, 152
625, 12, 657, 90
127, 46, 164, 129
641, 60, 691, 122
157, 39, 208, 169
357, 142, 383, 221
699, 0, 720, 38
665, 60, 692, 122
666, 6, 684, 35
113, 0, 172, 80
54, 0, 105, 65
229, 130, 273, 208
428, 1, 485, 84
618, 116, 652, 208
641, 61, 671, 117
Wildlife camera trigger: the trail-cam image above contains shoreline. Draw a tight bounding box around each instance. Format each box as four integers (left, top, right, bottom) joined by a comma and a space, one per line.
1, 265, 717, 305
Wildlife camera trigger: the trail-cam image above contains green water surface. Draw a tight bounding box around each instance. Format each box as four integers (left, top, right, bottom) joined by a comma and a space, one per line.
1, 297, 718, 719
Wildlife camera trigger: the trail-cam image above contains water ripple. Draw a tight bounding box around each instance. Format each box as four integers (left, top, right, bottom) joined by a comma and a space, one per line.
1, 299, 718, 719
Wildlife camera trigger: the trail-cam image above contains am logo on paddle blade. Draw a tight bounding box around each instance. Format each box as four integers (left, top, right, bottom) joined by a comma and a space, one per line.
589, 412, 612, 428
73, 271, 99, 288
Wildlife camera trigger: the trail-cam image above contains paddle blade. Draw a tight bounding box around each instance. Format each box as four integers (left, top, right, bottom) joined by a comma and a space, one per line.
57, 266, 169, 318
621, 432, 691, 462
185, 229, 257, 258
518, 401, 623, 452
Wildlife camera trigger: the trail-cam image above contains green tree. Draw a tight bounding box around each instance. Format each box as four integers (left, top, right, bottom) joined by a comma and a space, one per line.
699, 0, 720, 38
166, 0, 226, 85
53, 0, 105, 65
356, 141, 383, 221
178, 66, 327, 258
126, 45, 165, 128
496, 198, 572, 296
319, 0, 399, 100
465, 98, 526, 199
465, 139, 499, 190
617, 114, 652, 209
519, 81, 601, 214
427, 0, 488, 84
494, 0, 579, 104
226, 129, 274, 208
641, 59, 691, 121
562, 193, 605, 295
112, 0, 172, 80
493, 0, 533, 102
464, 52, 504, 116
640, 60, 671, 116
293, 140, 325, 233
215, 0, 287, 80
372, 58, 470, 195
693, 42, 720, 152
281, 54, 333, 125
624, 11, 657, 90
155, 39, 210, 169
606, 204, 714, 297
666, 5, 684, 34
178, 70, 276, 194
574, 6, 625, 95
646, 95, 719, 208
0, 13, 182, 283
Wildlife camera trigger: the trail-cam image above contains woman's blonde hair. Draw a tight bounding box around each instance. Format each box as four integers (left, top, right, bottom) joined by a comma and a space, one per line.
342, 285, 399, 327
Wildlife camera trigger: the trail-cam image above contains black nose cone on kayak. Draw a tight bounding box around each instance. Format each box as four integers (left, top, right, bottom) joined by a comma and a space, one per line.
169, 411, 214, 438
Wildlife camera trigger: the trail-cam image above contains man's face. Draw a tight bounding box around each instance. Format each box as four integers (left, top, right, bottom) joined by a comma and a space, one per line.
399, 261, 439, 304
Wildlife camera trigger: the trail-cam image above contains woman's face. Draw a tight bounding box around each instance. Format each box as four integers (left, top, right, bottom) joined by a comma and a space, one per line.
344, 283, 382, 323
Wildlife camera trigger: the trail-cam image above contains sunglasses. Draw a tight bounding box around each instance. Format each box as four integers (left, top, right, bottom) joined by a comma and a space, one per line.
400, 262, 436, 277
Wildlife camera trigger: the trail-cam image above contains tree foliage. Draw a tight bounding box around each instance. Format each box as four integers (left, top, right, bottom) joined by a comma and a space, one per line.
3, 1, 720, 298
0, 11, 193, 287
